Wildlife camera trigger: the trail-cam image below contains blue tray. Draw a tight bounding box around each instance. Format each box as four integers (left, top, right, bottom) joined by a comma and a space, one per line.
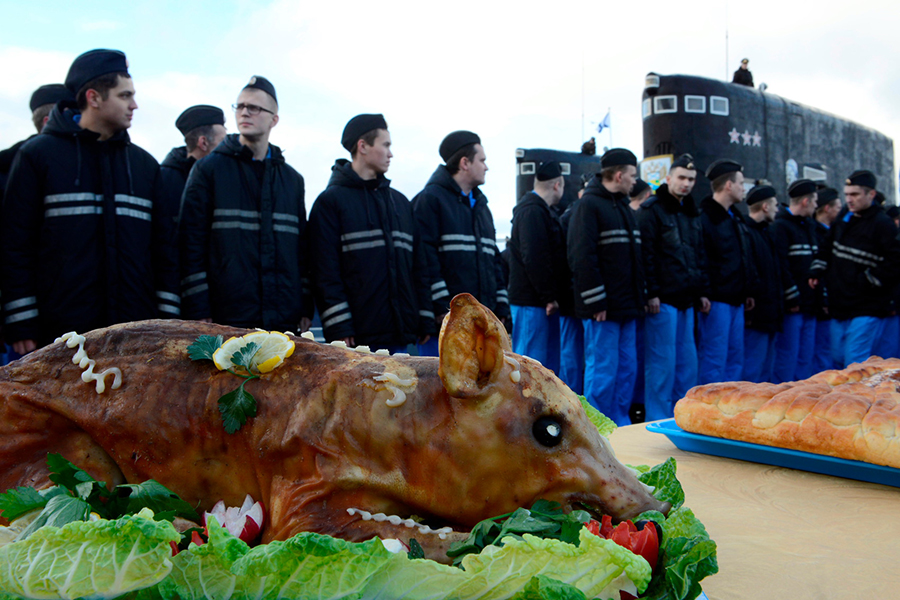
646, 419, 900, 488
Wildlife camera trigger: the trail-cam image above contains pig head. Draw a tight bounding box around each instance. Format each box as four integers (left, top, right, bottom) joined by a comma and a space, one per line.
0, 293, 667, 562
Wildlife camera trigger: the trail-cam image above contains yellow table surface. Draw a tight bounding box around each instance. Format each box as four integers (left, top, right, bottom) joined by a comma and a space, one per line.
608, 422, 900, 599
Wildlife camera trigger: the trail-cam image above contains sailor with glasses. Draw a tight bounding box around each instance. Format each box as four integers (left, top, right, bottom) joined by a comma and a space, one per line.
178, 75, 313, 333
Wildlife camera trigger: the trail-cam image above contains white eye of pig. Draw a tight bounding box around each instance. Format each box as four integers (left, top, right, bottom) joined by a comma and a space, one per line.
533, 417, 563, 447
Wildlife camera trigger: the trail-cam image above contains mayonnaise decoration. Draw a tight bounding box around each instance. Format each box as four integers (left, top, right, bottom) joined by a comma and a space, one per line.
55, 332, 123, 394
346, 507, 453, 539
504, 355, 521, 383
373, 371, 416, 407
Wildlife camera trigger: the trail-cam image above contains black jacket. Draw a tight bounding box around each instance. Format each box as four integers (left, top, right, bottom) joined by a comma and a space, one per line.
743, 218, 786, 333
700, 197, 756, 306
412, 166, 508, 319
770, 208, 818, 314
567, 177, 644, 321
809, 204, 900, 320
507, 192, 568, 307
308, 160, 430, 346
557, 200, 580, 317
732, 68, 754, 87
637, 184, 709, 310
0, 136, 34, 193
159, 146, 195, 218
813, 220, 831, 319
178, 134, 311, 330
0, 103, 179, 345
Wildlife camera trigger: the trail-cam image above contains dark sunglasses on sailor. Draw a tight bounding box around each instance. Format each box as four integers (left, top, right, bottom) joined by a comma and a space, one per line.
232, 103, 274, 116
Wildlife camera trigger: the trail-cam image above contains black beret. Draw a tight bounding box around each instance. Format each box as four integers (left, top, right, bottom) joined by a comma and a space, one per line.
816, 187, 839, 205
600, 148, 637, 168
630, 178, 650, 198
536, 161, 563, 181
846, 170, 876, 189
671, 153, 696, 170
341, 114, 388, 151
175, 105, 225, 136
874, 191, 885, 206
746, 185, 776, 206
741, 58, 749, 64
439, 130, 480, 162
30, 84, 73, 112
65, 49, 129, 95
243, 75, 277, 105
788, 179, 817, 199
705, 159, 742, 181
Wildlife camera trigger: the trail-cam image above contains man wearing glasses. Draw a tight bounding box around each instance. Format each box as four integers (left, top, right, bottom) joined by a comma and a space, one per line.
178, 76, 313, 333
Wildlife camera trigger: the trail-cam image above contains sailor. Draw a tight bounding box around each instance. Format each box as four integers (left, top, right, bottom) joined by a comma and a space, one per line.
811, 187, 841, 371
0, 49, 180, 353
0, 85, 74, 192
178, 76, 312, 332
557, 174, 592, 394
160, 105, 227, 218
808, 171, 900, 367
307, 114, 432, 353
568, 148, 644, 425
732, 58, 754, 87
638, 153, 709, 419
875, 206, 900, 359
412, 131, 508, 356
0, 84, 74, 365
742, 185, 786, 383
698, 159, 756, 383
628, 178, 652, 211
507, 160, 567, 373
770, 179, 819, 382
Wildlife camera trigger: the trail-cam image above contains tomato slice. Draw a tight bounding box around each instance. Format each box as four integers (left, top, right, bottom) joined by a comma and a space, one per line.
585, 515, 660, 571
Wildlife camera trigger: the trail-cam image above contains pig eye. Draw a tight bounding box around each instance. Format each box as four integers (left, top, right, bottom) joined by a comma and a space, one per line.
533, 417, 563, 447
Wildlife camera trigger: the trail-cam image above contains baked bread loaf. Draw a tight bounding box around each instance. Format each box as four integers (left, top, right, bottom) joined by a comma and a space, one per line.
674, 357, 900, 469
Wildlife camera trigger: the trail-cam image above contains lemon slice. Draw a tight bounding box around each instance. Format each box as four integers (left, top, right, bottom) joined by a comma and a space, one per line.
212, 331, 295, 374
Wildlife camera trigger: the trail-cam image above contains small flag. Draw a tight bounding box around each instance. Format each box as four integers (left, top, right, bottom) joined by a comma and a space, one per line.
596, 110, 611, 134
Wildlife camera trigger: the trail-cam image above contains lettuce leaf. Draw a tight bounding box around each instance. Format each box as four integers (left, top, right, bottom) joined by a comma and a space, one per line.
0, 508, 180, 600
232, 532, 395, 600
367, 529, 650, 600
635, 459, 718, 600
579, 396, 617, 438
157, 515, 250, 600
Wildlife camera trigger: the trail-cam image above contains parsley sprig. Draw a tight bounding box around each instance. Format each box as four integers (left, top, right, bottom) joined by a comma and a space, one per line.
187, 335, 261, 434
0, 454, 198, 542
446, 499, 590, 566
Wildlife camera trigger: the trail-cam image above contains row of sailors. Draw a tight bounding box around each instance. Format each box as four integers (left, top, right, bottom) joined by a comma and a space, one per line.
0, 49, 508, 362
506, 151, 900, 425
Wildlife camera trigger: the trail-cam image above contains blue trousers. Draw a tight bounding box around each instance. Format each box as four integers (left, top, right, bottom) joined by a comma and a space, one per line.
698, 301, 744, 384
874, 314, 899, 359
831, 317, 885, 367
559, 315, 584, 394
743, 329, 776, 383
417, 337, 440, 357
773, 313, 816, 382
511, 305, 560, 374
812, 319, 836, 372
633, 318, 645, 407
644, 305, 697, 421
583, 318, 637, 426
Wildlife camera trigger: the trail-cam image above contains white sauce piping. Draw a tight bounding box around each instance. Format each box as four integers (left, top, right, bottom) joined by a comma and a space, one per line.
55, 332, 123, 394
373, 372, 416, 407
504, 355, 521, 383
300, 331, 315, 340
346, 508, 453, 539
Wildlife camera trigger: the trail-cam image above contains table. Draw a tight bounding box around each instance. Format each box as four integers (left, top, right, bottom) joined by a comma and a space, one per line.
608, 422, 900, 599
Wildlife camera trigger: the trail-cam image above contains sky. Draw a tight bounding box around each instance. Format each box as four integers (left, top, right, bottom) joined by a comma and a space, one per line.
2, 0, 899, 239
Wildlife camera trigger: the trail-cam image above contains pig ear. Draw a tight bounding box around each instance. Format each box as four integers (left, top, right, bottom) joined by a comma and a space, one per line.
438, 293, 512, 398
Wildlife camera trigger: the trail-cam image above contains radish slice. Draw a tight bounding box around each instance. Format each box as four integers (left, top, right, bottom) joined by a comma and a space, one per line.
203, 494, 265, 543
